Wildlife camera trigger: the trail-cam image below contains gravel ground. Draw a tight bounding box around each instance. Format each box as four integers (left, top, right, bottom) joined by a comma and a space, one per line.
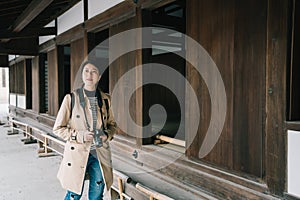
0, 124, 67, 200
0, 105, 92, 200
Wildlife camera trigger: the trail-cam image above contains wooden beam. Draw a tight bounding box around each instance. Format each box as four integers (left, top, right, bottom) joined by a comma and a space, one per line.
141, 0, 177, 10
0, 27, 57, 40
286, 121, 300, 131
11, 0, 54, 32
0, 38, 39, 55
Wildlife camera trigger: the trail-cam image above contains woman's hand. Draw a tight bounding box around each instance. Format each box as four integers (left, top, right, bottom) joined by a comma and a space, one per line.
100, 134, 108, 142
84, 131, 94, 142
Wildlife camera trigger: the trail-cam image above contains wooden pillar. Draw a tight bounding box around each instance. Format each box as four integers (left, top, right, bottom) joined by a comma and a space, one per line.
265, 0, 288, 195
47, 48, 59, 116
32, 56, 39, 113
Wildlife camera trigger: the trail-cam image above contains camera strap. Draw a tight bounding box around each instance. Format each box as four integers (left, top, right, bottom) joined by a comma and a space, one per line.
77, 87, 106, 132
77, 88, 91, 132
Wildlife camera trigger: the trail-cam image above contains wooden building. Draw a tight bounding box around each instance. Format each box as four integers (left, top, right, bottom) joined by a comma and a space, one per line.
1, 0, 299, 199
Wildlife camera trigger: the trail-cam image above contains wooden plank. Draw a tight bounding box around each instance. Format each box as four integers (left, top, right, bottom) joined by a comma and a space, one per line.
285, 121, 300, 131
109, 14, 143, 145
186, 0, 235, 171
265, 0, 288, 195
9, 64, 15, 93
70, 38, 85, 91
136, 183, 174, 200
232, 0, 267, 177
141, 0, 177, 10
16, 60, 26, 95
55, 24, 85, 45
110, 137, 275, 199
32, 56, 40, 113
47, 48, 59, 116
11, 0, 54, 32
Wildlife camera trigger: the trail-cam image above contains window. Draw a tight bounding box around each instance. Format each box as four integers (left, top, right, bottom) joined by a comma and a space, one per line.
142, 0, 186, 147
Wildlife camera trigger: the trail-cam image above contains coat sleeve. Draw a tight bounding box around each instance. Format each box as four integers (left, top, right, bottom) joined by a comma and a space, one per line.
52, 94, 72, 141
105, 94, 118, 141
52, 94, 85, 143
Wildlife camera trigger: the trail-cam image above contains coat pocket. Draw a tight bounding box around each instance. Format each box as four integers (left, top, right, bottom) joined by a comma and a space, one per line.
57, 141, 89, 195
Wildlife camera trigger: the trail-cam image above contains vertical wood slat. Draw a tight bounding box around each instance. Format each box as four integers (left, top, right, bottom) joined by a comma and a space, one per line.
32, 57, 39, 112
232, 0, 267, 177
135, 8, 143, 148
186, 0, 267, 178
70, 38, 85, 91
32, 55, 46, 113
47, 48, 59, 116
186, 0, 235, 170
17, 61, 25, 95
109, 15, 143, 146
9, 64, 14, 93
265, 0, 288, 195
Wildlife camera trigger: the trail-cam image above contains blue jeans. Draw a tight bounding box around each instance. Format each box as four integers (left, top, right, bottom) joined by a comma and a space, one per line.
64, 154, 105, 200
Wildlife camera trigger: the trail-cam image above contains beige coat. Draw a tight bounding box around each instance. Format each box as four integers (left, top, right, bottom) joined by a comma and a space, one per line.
53, 90, 117, 195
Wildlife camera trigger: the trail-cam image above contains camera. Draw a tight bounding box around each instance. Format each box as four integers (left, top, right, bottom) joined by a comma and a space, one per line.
94, 129, 105, 147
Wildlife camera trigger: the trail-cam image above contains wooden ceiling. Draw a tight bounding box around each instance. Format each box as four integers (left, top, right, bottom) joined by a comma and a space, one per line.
0, 0, 81, 55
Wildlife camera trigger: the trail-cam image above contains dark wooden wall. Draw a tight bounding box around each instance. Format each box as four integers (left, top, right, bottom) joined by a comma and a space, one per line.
9, 61, 25, 95
109, 14, 143, 144
186, 0, 267, 178
232, 0, 267, 177
186, 0, 234, 171
47, 48, 59, 116
9, 64, 16, 94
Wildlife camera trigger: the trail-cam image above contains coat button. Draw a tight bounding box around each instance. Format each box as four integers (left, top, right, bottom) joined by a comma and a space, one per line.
71, 146, 75, 150
68, 163, 71, 166
76, 115, 80, 118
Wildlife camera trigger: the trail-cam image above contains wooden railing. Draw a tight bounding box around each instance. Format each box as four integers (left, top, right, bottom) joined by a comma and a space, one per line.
8, 117, 174, 200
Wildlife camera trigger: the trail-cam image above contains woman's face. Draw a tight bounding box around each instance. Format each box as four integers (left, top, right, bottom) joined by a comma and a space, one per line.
82, 63, 101, 90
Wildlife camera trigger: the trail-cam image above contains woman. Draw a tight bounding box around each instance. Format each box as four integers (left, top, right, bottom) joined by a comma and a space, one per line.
53, 60, 117, 200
